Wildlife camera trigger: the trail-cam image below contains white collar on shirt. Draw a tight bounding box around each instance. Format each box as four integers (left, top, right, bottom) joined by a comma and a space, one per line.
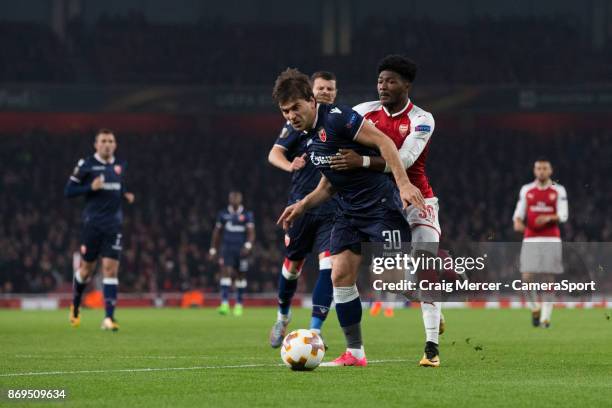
94, 153, 116, 164
228, 205, 244, 214
382, 99, 412, 118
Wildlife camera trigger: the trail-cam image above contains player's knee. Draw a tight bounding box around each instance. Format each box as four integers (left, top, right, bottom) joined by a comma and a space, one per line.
282, 258, 304, 280
101, 260, 119, 277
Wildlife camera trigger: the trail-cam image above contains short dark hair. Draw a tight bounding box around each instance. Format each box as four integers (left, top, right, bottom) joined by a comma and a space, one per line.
377, 55, 417, 83
311, 71, 336, 83
272, 68, 314, 105
534, 156, 551, 164
95, 128, 115, 141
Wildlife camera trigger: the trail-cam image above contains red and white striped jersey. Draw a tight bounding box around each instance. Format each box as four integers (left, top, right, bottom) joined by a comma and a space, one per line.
513, 181, 568, 240
353, 99, 435, 198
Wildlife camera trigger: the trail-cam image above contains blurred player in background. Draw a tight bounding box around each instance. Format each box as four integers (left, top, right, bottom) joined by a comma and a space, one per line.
65, 128, 135, 331
268, 71, 338, 348
330, 55, 443, 367
209, 191, 255, 316
273, 68, 425, 366
513, 158, 568, 328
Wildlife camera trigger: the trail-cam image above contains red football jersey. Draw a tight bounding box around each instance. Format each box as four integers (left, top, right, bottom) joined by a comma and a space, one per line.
513, 181, 568, 240
353, 99, 435, 198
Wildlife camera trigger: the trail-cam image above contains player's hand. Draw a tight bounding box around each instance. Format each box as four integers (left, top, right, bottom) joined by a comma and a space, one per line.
208, 247, 217, 261
399, 182, 426, 211
535, 214, 552, 226
513, 219, 525, 232
124, 192, 135, 204
240, 242, 253, 257
330, 149, 362, 171
277, 202, 305, 231
290, 154, 307, 171
91, 175, 104, 191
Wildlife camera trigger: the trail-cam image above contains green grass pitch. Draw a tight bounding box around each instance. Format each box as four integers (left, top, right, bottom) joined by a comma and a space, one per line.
1, 307, 611, 407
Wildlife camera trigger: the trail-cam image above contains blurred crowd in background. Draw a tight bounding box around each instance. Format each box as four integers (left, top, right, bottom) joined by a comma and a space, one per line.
1, 13, 610, 85
1, 129, 610, 294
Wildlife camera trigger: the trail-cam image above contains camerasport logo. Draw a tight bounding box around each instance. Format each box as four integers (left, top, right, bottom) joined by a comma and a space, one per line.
318, 128, 327, 142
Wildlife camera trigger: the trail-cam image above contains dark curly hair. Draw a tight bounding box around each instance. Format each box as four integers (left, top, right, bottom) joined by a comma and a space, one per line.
377, 55, 417, 83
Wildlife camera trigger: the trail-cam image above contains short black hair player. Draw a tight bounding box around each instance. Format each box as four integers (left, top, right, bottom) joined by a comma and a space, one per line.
65, 129, 135, 331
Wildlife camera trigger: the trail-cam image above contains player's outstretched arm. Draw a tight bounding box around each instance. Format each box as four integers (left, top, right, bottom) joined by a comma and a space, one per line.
354, 121, 425, 210
277, 175, 335, 230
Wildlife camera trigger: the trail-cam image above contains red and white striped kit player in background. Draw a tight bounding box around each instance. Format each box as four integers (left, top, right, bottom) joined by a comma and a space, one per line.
329, 55, 443, 367
513, 158, 568, 329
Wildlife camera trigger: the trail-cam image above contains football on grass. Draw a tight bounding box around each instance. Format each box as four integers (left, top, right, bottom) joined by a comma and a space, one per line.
280, 329, 325, 371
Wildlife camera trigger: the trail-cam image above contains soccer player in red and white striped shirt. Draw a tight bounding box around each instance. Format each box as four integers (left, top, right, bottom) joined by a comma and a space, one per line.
513, 158, 568, 328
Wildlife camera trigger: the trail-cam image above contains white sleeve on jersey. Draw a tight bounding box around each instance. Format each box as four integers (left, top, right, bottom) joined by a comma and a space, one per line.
555, 184, 569, 222
352, 101, 380, 116
383, 112, 435, 172
513, 185, 528, 221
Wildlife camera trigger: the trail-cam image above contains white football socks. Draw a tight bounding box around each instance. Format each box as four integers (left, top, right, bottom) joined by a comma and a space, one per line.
421, 301, 441, 344
347, 346, 365, 359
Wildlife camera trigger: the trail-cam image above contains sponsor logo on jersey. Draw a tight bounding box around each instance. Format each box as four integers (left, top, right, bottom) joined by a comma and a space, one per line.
225, 222, 246, 232
318, 128, 327, 142
309, 152, 334, 166
114, 165, 122, 175
399, 123, 409, 136
415, 124, 431, 132
102, 183, 122, 191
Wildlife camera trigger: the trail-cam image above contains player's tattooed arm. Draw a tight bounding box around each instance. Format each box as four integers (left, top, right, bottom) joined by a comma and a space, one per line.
277, 176, 335, 230
268, 146, 307, 172
354, 121, 425, 210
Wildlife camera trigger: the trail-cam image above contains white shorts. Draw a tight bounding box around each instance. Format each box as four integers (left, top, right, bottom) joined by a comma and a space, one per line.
520, 240, 563, 274
405, 197, 441, 236
406, 197, 441, 253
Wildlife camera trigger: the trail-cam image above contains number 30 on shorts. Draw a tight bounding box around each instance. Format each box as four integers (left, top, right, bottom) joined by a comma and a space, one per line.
382, 230, 402, 250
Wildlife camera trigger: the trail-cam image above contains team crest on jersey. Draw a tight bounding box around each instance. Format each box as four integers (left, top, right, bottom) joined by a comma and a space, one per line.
114, 165, 122, 175
284, 234, 291, 247
318, 128, 327, 142
80, 245, 87, 255
239, 214, 245, 222
549, 192, 556, 201
399, 124, 409, 136
527, 193, 534, 200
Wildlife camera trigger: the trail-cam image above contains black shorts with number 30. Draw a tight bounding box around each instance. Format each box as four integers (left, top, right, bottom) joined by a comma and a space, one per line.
80, 223, 122, 262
